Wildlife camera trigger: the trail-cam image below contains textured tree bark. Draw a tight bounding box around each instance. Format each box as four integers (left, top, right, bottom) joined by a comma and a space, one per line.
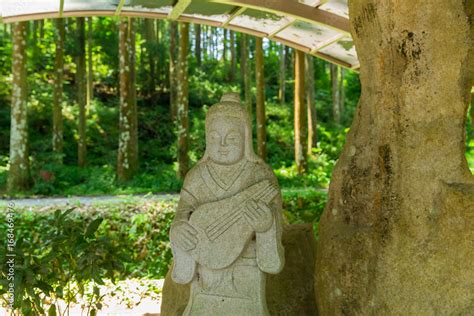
117, 17, 138, 182
195, 24, 201, 67
255, 37, 266, 160
8, 22, 30, 193
76, 18, 87, 167
87, 17, 93, 107
53, 18, 65, 162
330, 63, 341, 124
169, 21, 178, 121
306, 54, 317, 153
294, 50, 307, 174
177, 23, 190, 179
316, 1, 474, 314
279, 44, 286, 105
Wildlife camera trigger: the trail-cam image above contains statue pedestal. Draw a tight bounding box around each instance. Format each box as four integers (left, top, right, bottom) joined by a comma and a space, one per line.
161, 224, 318, 316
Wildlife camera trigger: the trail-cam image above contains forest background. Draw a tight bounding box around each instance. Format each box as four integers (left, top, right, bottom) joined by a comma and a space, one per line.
0, 17, 473, 314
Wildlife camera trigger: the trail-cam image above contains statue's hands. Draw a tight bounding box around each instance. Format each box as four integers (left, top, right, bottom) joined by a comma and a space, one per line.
170, 221, 198, 251
243, 200, 274, 233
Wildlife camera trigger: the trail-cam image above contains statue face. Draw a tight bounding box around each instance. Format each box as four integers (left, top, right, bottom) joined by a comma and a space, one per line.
207, 117, 245, 165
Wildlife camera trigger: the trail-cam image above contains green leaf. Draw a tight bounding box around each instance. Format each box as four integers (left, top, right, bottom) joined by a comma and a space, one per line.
48, 304, 57, 316
59, 207, 76, 221
85, 218, 104, 238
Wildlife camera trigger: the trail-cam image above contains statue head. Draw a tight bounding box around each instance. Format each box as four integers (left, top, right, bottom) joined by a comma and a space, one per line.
201, 92, 260, 165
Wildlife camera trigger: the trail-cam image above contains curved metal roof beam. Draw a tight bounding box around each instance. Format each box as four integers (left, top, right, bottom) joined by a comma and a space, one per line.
209, 0, 351, 34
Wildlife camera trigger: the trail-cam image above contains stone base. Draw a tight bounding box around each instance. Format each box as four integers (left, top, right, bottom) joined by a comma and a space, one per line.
161, 224, 318, 316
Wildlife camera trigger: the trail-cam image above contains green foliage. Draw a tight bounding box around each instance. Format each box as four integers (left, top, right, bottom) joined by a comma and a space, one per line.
282, 189, 327, 236
0, 208, 125, 315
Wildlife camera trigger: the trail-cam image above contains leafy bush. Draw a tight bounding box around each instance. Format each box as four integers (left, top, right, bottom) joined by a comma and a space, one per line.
0, 208, 126, 315
0, 199, 177, 314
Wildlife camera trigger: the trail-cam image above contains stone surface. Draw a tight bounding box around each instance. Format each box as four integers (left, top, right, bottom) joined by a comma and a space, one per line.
315, 1, 474, 315
168, 93, 284, 315
162, 224, 318, 316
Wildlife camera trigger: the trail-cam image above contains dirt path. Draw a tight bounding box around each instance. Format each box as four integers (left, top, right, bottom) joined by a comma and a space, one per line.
0, 193, 179, 208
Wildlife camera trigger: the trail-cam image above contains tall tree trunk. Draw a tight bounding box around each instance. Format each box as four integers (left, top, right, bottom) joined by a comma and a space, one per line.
255, 37, 266, 160
339, 67, 345, 121
279, 44, 286, 105
210, 27, 214, 59
223, 28, 228, 63
156, 20, 163, 84
87, 17, 93, 107
38, 19, 44, 39
330, 64, 341, 124
177, 23, 190, 179
294, 50, 307, 174
195, 24, 201, 67
32, 21, 39, 70
8, 22, 30, 193
316, 1, 474, 314
203, 26, 208, 60
144, 18, 156, 98
306, 54, 317, 153
117, 17, 138, 182
230, 30, 236, 81
240, 34, 251, 116
75, 18, 87, 167
169, 21, 178, 120
53, 18, 65, 162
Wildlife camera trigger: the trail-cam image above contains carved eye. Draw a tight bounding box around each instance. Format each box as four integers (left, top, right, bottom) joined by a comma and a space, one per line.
226, 132, 241, 144
209, 131, 220, 142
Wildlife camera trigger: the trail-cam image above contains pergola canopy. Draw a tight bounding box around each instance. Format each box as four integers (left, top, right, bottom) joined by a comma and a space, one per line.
1, 0, 358, 70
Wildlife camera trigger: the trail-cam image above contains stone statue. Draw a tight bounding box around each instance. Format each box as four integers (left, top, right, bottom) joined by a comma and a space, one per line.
169, 92, 285, 315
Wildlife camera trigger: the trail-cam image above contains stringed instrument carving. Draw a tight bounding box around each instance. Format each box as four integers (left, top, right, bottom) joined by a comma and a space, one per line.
187, 179, 278, 270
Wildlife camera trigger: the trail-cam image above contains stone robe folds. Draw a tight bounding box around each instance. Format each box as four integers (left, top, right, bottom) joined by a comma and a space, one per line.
171, 158, 284, 315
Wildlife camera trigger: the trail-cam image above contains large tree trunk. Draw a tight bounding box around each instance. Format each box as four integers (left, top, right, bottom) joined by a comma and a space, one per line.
315, 1, 474, 314
306, 54, 317, 153
8, 22, 30, 193
53, 18, 65, 162
294, 50, 307, 174
255, 37, 266, 160
87, 17, 93, 107
177, 23, 189, 179
75, 18, 87, 167
240, 34, 251, 116
117, 17, 138, 182
169, 21, 178, 120
195, 24, 201, 67
279, 44, 286, 105
330, 64, 341, 124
